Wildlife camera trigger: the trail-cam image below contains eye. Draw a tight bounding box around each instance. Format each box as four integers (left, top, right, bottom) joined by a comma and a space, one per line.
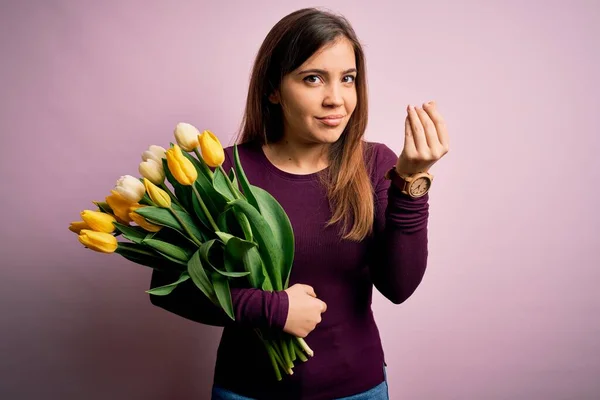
343, 75, 356, 84
303, 75, 322, 84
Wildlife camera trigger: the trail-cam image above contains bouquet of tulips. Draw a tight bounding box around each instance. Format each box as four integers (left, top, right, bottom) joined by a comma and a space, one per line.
69, 122, 313, 380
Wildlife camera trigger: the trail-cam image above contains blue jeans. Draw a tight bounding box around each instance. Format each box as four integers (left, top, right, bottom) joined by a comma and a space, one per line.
211, 364, 389, 400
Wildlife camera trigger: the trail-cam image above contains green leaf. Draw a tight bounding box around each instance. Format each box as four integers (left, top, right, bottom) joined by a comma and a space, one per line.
227, 199, 283, 291
224, 236, 264, 288
250, 185, 295, 289
216, 208, 252, 240
93, 201, 113, 215
199, 239, 249, 278
115, 242, 176, 271
212, 271, 234, 320
187, 249, 217, 304
142, 239, 192, 265
213, 167, 235, 201
215, 231, 234, 243
134, 206, 207, 242
146, 272, 190, 296
233, 144, 260, 211
113, 222, 147, 244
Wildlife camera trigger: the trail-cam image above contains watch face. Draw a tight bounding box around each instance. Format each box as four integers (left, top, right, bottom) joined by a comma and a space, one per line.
409, 177, 431, 197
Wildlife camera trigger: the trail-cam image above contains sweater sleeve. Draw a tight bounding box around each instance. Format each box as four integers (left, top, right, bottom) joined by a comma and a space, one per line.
147, 144, 289, 331
149, 269, 289, 330
368, 143, 430, 304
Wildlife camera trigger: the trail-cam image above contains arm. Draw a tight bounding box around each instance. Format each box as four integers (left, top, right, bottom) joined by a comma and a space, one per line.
149, 269, 289, 330
149, 143, 289, 330
368, 144, 430, 304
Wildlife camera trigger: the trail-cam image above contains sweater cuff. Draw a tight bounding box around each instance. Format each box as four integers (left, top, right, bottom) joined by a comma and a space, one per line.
269, 290, 289, 331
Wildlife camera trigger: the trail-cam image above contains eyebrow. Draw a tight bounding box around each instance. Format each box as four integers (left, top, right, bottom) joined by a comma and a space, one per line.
296, 68, 357, 75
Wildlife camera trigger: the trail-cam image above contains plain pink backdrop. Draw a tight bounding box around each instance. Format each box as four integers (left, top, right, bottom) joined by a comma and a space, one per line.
1, 0, 598, 399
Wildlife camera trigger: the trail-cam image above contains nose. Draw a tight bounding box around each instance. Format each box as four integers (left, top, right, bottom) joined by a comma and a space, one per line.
322, 83, 344, 108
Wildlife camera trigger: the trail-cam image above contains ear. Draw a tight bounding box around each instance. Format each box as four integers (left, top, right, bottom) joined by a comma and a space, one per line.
268, 90, 280, 104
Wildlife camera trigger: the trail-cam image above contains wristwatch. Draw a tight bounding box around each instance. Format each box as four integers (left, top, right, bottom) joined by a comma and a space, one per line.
385, 167, 433, 198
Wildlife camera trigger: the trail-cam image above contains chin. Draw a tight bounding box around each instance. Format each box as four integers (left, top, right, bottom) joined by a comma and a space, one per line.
311, 125, 347, 144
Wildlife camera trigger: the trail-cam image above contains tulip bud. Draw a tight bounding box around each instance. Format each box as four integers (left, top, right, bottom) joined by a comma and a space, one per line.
78, 229, 118, 253
105, 190, 134, 224
144, 178, 171, 208
80, 210, 116, 233
114, 175, 146, 203
166, 144, 198, 186
129, 204, 162, 232
174, 122, 200, 152
139, 159, 165, 185
69, 220, 91, 234
198, 130, 225, 167
142, 145, 167, 164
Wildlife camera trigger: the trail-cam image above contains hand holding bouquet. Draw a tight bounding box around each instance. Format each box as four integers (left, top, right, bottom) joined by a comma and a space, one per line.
69, 122, 313, 380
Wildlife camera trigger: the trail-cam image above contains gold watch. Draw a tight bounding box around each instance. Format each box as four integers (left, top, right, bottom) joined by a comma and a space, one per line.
385, 167, 433, 198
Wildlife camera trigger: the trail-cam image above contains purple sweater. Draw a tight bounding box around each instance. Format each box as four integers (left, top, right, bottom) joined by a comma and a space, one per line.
149, 140, 429, 400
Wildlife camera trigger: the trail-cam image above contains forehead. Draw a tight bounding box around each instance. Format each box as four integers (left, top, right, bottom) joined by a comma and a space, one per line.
299, 37, 356, 71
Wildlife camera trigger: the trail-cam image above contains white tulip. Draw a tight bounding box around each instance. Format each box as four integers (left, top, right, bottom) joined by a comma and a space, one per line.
142, 145, 166, 164
114, 175, 145, 203
174, 122, 200, 152
139, 159, 165, 185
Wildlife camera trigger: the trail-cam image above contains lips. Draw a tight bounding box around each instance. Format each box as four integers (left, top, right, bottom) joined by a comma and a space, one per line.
316, 115, 345, 127
318, 115, 345, 119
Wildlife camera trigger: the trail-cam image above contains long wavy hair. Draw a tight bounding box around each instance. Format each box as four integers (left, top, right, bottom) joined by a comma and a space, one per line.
235, 8, 373, 241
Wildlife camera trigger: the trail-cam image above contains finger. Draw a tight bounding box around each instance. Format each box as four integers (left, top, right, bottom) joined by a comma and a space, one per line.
416, 104, 441, 149
304, 285, 317, 298
407, 105, 428, 153
320, 301, 327, 313
423, 101, 449, 149
403, 116, 417, 158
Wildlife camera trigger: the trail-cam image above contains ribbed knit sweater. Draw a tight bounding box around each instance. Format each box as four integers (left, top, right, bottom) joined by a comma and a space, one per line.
149, 140, 429, 400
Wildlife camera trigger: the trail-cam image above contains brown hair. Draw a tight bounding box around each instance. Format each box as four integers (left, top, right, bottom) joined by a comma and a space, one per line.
236, 8, 373, 241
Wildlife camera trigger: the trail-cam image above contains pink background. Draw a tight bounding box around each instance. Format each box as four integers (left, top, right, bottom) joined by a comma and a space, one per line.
1, 0, 599, 399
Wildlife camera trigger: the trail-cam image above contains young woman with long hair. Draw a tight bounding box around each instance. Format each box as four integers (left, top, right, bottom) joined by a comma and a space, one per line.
150, 7, 449, 400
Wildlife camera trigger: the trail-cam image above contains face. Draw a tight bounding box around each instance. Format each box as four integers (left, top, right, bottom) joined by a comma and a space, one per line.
269, 37, 358, 146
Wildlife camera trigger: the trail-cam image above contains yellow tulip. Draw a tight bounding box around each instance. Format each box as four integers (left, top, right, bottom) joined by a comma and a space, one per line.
198, 130, 225, 167
105, 190, 134, 224
114, 175, 146, 203
129, 204, 162, 232
69, 220, 90, 234
166, 144, 197, 186
144, 178, 171, 208
78, 229, 118, 253
80, 210, 116, 233
139, 159, 165, 185
174, 122, 200, 152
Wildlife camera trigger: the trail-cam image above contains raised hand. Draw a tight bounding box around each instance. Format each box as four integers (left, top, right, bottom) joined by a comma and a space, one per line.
396, 101, 449, 175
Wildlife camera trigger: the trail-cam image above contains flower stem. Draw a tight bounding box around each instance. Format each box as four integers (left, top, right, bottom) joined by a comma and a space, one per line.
295, 337, 314, 357
167, 206, 202, 247
292, 339, 308, 362
191, 185, 219, 232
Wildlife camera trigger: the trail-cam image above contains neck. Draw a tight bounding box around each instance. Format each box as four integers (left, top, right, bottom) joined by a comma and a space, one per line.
263, 136, 330, 175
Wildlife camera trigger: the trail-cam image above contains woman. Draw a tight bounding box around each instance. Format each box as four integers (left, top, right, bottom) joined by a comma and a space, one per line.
149, 7, 449, 400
